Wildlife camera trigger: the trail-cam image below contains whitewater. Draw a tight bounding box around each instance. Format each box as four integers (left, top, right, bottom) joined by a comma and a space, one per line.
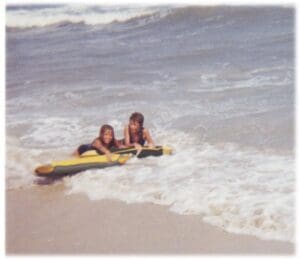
6, 5, 295, 242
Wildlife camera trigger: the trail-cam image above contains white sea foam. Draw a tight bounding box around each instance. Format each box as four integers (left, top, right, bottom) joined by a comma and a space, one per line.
19, 117, 90, 148
5, 5, 294, 244
5, 136, 56, 189
6, 122, 295, 243
6, 5, 166, 28
63, 137, 294, 243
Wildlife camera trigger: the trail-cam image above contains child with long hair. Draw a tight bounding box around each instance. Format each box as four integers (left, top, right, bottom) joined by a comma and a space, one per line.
124, 112, 155, 153
75, 124, 124, 161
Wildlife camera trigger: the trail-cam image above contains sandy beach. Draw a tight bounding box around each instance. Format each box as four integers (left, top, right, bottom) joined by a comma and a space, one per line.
6, 5, 295, 256
6, 184, 294, 255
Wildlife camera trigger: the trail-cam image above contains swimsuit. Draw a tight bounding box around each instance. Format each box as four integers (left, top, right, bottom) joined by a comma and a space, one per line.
129, 126, 145, 146
77, 138, 114, 155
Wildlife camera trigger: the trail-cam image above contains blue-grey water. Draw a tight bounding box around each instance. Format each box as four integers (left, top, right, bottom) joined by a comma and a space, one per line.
6, 5, 295, 242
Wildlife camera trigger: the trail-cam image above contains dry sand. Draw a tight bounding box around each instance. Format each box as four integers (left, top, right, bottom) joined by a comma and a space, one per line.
6, 184, 294, 255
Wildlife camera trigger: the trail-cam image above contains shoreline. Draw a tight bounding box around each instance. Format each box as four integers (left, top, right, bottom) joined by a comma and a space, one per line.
6, 184, 294, 255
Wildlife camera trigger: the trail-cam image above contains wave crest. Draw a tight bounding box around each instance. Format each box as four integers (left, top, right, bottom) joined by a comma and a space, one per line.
6, 4, 167, 29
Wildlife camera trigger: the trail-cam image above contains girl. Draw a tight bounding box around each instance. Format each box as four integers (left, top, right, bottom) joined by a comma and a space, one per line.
124, 112, 155, 152
76, 124, 124, 161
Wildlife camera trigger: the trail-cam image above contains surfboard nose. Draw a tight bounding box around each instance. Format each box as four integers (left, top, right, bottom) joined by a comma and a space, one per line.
35, 164, 54, 175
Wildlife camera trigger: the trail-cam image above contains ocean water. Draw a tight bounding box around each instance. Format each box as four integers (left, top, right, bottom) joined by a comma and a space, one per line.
6, 5, 295, 242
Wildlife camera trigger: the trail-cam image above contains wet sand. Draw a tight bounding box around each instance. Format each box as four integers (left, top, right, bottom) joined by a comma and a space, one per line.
6, 184, 294, 255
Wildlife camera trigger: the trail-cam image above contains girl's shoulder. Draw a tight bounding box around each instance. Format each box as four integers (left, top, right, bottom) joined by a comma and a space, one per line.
142, 128, 150, 138
142, 127, 149, 133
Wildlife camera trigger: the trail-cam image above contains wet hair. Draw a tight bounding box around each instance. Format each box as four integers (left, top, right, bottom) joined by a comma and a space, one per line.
130, 112, 144, 128
129, 112, 145, 144
99, 124, 116, 147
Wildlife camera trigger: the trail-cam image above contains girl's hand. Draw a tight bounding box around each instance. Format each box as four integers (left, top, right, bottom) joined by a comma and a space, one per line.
148, 143, 155, 149
105, 152, 113, 162
134, 143, 143, 156
143, 128, 155, 149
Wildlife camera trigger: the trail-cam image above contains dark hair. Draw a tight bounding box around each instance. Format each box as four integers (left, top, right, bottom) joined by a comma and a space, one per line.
129, 112, 144, 144
99, 124, 116, 147
130, 112, 144, 128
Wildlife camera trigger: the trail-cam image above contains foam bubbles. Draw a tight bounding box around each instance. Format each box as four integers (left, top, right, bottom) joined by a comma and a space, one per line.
12, 118, 76, 148
65, 140, 294, 242
6, 5, 294, 244
5, 136, 58, 189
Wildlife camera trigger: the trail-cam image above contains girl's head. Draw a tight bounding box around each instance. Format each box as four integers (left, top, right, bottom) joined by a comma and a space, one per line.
129, 112, 144, 133
99, 124, 115, 146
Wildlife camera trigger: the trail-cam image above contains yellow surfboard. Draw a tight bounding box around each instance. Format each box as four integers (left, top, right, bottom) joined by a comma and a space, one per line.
35, 153, 130, 177
35, 145, 173, 177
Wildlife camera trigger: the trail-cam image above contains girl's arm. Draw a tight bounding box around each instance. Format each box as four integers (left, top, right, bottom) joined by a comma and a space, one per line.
91, 138, 112, 161
124, 125, 142, 153
143, 128, 155, 148
115, 139, 126, 149
123, 125, 131, 147
72, 148, 79, 156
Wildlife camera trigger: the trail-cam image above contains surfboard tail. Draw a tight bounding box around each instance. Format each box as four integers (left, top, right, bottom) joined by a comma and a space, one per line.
163, 146, 173, 155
